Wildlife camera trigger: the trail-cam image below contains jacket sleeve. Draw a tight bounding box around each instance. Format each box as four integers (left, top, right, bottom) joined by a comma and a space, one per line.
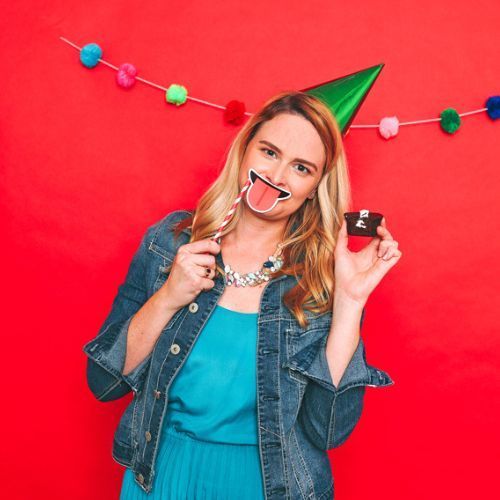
82, 222, 157, 402
283, 308, 394, 451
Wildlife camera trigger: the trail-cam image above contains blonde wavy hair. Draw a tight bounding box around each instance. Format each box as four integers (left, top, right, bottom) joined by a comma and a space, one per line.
173, 90, 352, 328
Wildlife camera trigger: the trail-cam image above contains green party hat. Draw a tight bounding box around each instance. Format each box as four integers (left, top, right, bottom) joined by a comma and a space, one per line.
301, 63, 384, 135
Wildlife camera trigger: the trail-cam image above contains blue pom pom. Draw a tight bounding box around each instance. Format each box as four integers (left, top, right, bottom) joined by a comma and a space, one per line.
80, 43, 103, 68
485, 96, 500, 120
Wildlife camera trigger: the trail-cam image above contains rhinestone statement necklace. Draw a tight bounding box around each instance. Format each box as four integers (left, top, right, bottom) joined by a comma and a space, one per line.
223, 243, 284, 287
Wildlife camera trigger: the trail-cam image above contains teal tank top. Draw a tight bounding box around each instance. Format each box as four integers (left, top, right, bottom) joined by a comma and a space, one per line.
163, 304, 259, 445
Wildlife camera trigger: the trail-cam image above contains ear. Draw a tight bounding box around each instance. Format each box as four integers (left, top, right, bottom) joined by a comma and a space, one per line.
307, 190, 316, 199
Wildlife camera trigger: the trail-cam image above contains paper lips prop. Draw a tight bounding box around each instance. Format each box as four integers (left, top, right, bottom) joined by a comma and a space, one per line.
245, 168, 291, 213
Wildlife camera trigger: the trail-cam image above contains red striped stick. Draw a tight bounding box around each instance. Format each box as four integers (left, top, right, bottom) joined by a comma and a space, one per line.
211, 178, 252, 243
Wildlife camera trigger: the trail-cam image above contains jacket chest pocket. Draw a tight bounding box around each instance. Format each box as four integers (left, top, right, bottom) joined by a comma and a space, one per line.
147, 245, 187, 331
285, 320, 331, 385
147, 242, 175, 293
285, 327, 312, 385
286, 322, 330, 353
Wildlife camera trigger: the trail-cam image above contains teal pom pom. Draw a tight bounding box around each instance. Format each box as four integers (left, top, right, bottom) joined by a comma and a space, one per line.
80, 43, 103, 68
440, 108, 461, 134
166, 84, 188, 106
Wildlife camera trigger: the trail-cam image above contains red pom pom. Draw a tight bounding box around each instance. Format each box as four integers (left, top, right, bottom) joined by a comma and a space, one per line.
224, 100, 246, 125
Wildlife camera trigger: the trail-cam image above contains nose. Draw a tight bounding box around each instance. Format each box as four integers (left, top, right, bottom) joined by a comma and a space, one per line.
265, 164, 287, 189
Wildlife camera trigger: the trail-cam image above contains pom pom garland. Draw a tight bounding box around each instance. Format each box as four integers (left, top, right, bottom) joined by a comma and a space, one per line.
485, 96, 500, 120
80, 43, 102, 68
60, 37, 498, 138
378, 116, 399, 139
440, 108, 461, 134
223, 100, 246, 125
166, 84, 188, 106
116, 63, 138, 88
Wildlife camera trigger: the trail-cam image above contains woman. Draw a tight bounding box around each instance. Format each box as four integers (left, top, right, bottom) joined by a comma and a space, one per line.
83, 91, 401, 499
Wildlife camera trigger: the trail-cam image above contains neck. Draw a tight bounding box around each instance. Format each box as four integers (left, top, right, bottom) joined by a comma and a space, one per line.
221, 207, 288, 269
231, 207, 286, 245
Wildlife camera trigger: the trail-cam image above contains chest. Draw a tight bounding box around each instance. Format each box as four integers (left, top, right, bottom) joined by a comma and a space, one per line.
216, 280, 267, 313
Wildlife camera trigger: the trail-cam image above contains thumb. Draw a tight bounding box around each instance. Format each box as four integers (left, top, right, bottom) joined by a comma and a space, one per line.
336, 219, 349, 251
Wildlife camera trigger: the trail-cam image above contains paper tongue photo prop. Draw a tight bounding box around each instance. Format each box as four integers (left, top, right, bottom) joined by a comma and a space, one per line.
246, 168, 291, 213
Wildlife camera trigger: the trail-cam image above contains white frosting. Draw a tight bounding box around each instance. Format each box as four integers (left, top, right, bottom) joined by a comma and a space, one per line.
355, 209, 370, 229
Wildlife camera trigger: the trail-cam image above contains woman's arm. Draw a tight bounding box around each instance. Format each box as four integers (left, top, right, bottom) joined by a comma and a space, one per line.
325, 291, 363, 387
293, 216, 399, 449
283, 306, 394, 451
83, 211, 219, 402
122, 285, 181, 376
83, 220, 166, 402
299, 294, 367, 451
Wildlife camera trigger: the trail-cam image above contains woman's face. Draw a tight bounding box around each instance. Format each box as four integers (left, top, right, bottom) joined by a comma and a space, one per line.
240, 112, 326, 220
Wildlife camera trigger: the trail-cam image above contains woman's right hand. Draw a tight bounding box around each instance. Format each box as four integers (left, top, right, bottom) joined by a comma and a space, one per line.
159, 239, 221, 311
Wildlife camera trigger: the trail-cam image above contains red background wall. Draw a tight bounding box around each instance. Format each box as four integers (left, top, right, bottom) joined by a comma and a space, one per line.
1, 1, 498, 498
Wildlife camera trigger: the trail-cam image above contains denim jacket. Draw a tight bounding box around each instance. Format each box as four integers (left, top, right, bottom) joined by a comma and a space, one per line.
83, 209, 394, 499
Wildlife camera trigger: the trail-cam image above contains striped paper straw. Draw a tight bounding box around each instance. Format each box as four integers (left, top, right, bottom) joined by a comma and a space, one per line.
211, 178, 252, 243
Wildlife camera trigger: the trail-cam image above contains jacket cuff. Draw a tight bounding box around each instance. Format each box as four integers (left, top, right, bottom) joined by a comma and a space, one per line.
282, 335, 394, 396
289, 336, 395, 450
82, 313, 149, 394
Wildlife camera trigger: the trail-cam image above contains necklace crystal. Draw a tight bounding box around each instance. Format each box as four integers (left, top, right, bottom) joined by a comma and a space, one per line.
223, 243, 284, 287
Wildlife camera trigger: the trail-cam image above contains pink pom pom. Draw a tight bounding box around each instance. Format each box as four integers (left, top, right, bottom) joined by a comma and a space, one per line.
116, 63, 138, 89
378, 116, 399, 139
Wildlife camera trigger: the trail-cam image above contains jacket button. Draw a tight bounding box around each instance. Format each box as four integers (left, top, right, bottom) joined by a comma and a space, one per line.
153, 389, 161, 399
145, 431, 152, 442
188, 302, 199, 313
170, 343, 181, 355
136, 473, 144, 484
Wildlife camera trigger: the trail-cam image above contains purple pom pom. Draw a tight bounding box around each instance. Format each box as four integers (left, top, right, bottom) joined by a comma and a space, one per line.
485, 96, 500, 120
116, 63, 138, 89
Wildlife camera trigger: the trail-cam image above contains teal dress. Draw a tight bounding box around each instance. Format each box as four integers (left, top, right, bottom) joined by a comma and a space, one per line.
120, 304, 266, 499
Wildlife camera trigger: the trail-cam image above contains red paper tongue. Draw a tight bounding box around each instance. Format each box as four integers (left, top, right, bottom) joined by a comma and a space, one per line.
247, 177, 282, 212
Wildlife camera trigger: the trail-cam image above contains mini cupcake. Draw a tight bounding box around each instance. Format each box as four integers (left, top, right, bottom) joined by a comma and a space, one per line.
344, 209, 383, 236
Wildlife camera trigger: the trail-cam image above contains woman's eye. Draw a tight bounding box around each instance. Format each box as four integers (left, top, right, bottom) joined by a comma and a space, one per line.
262, 148, 276, 158
295, 164, 311, 175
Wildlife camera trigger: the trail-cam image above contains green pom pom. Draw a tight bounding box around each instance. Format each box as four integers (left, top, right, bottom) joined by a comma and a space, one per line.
440, 108, 461, 134
166, 84, 188, 106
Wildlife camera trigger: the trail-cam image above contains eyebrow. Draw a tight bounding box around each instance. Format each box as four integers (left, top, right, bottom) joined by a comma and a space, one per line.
258, 140, 319, 171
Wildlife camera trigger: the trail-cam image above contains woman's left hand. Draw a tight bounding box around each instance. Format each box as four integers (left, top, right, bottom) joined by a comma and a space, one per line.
333, 217, 402, 307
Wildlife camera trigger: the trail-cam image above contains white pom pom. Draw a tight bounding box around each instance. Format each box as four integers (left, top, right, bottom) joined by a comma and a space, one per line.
379, 116, 399, 139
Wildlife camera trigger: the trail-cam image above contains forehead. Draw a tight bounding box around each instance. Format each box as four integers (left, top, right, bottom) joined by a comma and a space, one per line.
253, 113, 325, 164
